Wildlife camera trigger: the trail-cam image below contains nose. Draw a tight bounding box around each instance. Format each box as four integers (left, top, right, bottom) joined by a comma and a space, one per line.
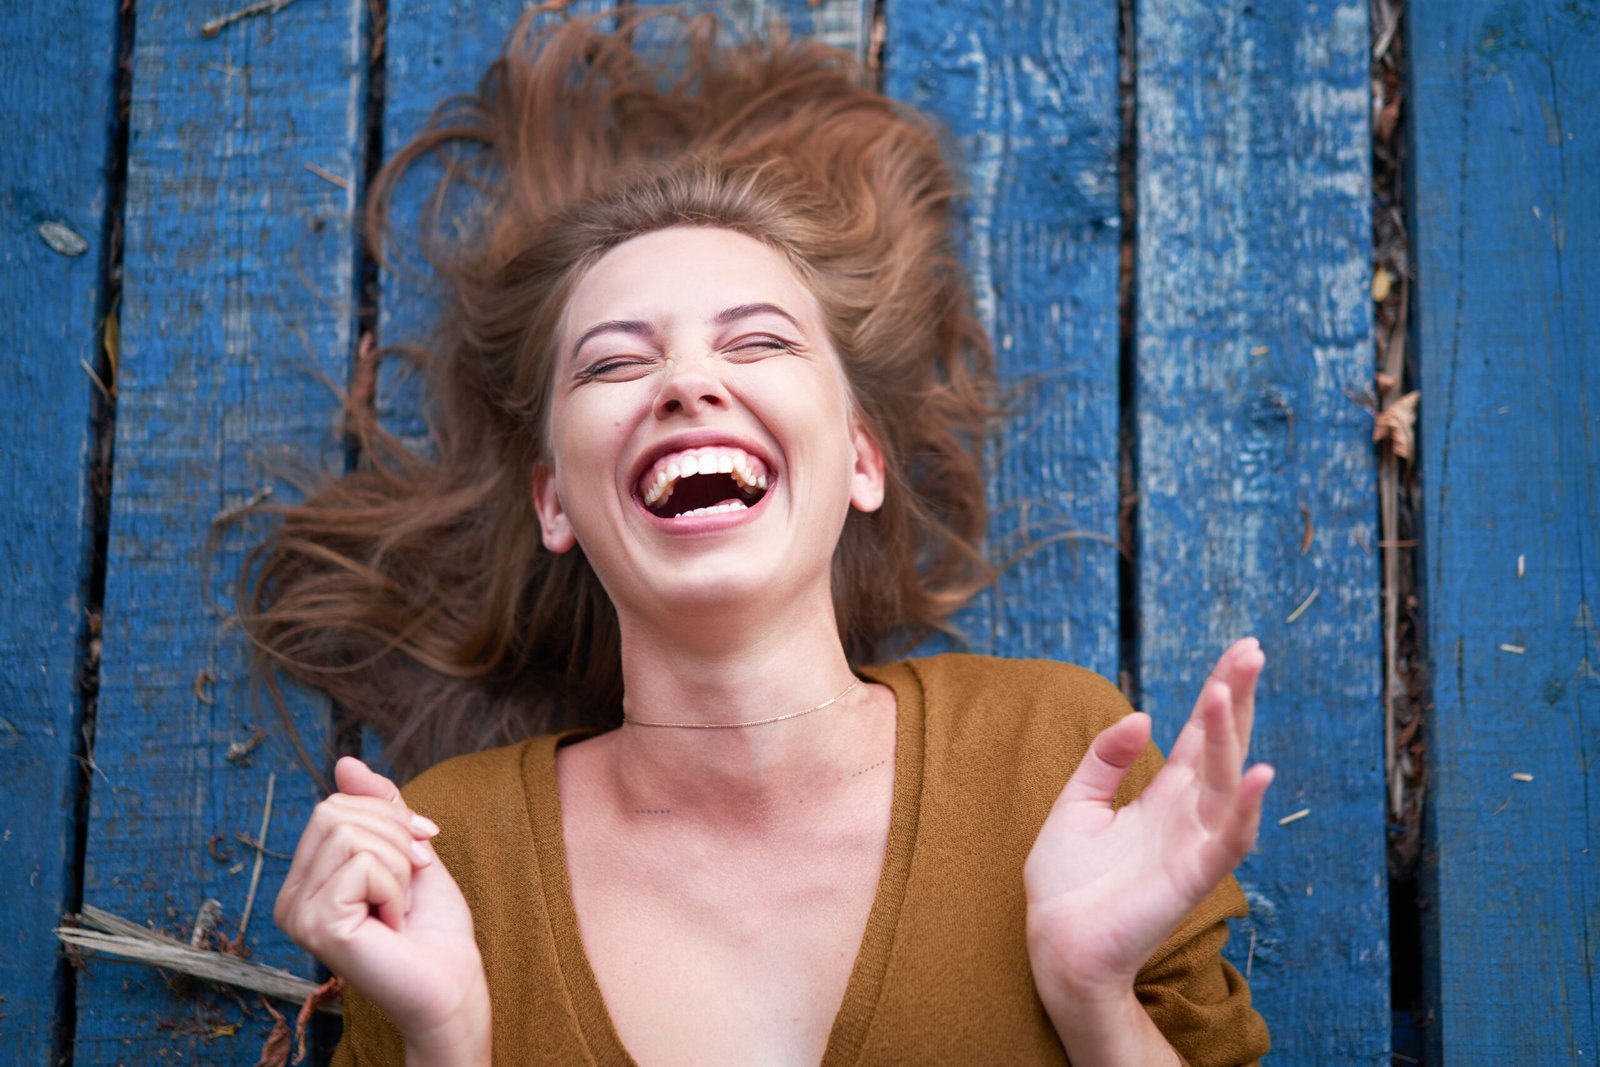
652, 354, 731, 419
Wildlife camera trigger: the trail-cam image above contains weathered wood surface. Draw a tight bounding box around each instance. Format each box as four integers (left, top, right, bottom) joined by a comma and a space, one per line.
0, 0, 119, 1058
0, 0, 1432, 1062
1135, 1, 1389, 1059
69, 1, 367, 1061
885, 0, 1122, 678
1411, 1, 1599, 1060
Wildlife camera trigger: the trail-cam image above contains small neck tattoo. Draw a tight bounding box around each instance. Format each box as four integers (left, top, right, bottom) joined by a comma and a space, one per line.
623, 679, 861, 730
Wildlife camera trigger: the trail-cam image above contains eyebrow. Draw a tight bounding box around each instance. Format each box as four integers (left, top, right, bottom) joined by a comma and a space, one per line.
714, 303, 803, 332
570, 303, 804, 363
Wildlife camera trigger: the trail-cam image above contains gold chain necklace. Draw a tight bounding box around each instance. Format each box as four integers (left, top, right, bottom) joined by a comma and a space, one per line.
623, 679, 861, 729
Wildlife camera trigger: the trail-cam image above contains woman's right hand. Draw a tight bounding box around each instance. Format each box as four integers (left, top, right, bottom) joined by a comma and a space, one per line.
274, 757, 490, 1062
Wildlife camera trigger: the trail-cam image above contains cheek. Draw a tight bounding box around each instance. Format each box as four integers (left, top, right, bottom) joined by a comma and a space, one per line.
546, 390, 649, 505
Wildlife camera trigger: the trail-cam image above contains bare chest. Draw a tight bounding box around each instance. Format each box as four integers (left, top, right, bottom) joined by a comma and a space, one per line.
561, 789, 893, 1066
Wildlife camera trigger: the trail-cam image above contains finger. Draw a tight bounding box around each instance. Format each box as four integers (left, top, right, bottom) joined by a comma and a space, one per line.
1166, 678, 1227, 772
1058, 712, 1152, 809
1221, 763, 1276, 860
1198, 683, 1245, 826
278, 844, 405, 951
325, 793, 441, 842
288, 797, 435, 890
320, 849, 410, 937
295, 823, 417, 914
319, 805, 433, 869
1214, 637, 1264, 753
335, 756, 404, 805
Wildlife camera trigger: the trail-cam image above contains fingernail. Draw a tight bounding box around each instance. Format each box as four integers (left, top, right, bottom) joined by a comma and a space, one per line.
411, 839, 433, 866
410, 813, 440, 837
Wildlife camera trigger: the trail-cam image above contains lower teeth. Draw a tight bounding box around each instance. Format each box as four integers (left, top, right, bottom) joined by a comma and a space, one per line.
675, 501, 750, 519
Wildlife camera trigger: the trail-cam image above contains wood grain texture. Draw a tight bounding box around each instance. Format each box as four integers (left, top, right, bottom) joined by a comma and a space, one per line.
1410, 1, 1599, 1059
883, 0, 1122, 677
71, 1, 366, 1060
1134, 1, 1388, 1059
0, 0, 119, 1057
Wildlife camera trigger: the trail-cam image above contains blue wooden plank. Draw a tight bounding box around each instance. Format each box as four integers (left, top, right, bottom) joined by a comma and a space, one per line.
744, 0, 872, 56
1410, 2, 1599, 1059
71, 1, 367, 1060
883, 0, 1122, 677
1134, 1, 1388, 1059
0, 0, 120, 1058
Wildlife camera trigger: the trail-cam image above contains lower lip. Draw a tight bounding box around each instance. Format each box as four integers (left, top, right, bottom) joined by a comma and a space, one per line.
633, 484, 773, 534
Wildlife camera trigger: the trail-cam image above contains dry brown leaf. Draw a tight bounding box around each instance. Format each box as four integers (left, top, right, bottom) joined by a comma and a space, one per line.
256, 998, 291, 1067
1376, 95, 1402, 143
1373, 390, 1421, 461
1372, 267, 1394, 303
294, 976, 344, 1063
103, 296, 120, 393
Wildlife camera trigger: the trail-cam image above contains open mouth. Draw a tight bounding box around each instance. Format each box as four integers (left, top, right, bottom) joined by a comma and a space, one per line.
638, 446, 770, 519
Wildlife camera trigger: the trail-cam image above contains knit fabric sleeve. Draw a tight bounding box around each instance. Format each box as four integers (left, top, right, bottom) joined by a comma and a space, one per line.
328, 982, 406, 1066
1134, 866, 1268, 1066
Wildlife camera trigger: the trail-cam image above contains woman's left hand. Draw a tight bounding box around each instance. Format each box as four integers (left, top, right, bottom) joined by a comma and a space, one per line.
1023, 637, 1275, 1009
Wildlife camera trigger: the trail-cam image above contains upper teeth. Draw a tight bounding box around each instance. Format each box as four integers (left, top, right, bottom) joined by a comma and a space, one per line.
641, 446, 770, 508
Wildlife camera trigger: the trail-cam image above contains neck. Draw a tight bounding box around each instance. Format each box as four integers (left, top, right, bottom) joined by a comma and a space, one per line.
599, 590, 890, 829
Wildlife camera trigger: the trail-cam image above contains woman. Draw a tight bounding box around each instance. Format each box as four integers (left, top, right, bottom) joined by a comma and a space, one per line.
257, 10, 1273, 1065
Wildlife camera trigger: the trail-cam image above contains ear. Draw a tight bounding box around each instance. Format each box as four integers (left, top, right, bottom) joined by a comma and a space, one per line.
847, 418, 886, 513
531, 462, 577, 553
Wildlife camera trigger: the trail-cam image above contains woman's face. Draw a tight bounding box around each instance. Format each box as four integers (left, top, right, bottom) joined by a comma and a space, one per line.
533, 225, 885, 628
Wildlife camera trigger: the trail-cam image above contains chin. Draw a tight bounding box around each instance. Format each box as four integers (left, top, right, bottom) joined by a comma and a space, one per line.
625, 553, 824, 634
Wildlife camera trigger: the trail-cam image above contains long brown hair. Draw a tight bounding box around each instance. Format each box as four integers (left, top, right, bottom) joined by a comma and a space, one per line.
242, 9, 995, 781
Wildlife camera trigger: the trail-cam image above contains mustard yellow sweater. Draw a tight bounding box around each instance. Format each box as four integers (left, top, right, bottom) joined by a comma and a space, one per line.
333, 655, 1270, 1065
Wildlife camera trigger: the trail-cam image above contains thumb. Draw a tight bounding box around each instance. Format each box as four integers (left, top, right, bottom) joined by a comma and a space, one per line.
1057, 712, 1151, 809
334, 756, 403, 804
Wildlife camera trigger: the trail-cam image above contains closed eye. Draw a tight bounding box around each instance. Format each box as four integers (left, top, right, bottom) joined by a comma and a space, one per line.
728, 334, 800, 357
577, 356, 653, 382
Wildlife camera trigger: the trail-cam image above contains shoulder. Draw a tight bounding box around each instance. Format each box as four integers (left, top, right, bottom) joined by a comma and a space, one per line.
397, 736, 556, 876
867, 653, 1140, 806
400, 737, 538, 813
870, 652, 1133, 744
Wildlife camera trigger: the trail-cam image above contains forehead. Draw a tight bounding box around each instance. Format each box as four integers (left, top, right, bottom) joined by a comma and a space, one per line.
561, 226, 823, 336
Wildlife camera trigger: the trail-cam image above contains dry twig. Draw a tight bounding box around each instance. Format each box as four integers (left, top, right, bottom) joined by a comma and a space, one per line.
1285, 587, 1320, 624
201, 0, 299, 38
237, 772, 276, 942
303, 162, 350, 189
56, 905, 339, 1013
211, 486, 274, 527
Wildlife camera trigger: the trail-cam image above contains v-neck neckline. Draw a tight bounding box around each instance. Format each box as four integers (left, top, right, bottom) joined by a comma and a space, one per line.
522, 662, 926, 1067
